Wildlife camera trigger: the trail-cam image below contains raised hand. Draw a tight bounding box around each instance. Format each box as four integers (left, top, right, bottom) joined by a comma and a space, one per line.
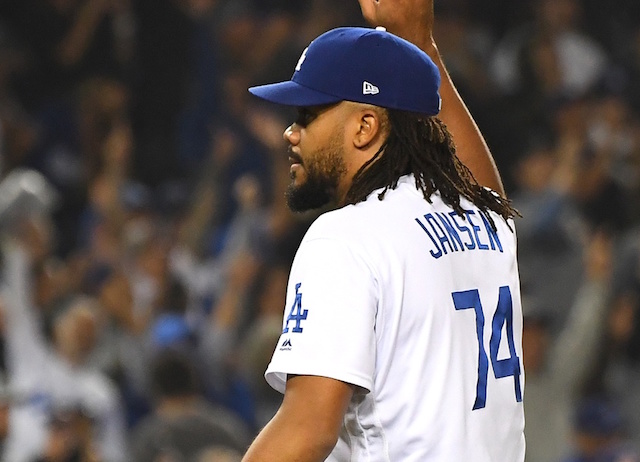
358, 0, 434, 49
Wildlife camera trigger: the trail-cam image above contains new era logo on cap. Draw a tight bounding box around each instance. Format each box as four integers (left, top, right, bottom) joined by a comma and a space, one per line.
363, 81, 379, 95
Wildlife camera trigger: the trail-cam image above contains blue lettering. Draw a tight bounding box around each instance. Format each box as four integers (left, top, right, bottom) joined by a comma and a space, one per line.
449, 211, 475, 250
426, 214, 455, 255
417, 210, 503, 259
480, 213, 503, 252
415, 217, 443, 259
436, 213, 462, 251
465, 210, 489, 250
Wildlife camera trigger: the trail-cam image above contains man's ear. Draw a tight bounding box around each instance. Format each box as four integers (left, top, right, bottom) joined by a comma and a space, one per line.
353, 109, 384, 149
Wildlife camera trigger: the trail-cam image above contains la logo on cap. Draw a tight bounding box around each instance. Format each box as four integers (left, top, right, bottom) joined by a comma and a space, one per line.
363, 81, 379, 95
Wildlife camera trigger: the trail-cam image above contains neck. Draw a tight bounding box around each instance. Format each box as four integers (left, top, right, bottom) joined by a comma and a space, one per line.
342, 141, 388, 206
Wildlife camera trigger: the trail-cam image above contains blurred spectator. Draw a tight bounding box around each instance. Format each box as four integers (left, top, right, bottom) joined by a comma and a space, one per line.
551, 97, 636, 232
24, 76, 131, 257
34, 406, 102, 462
237, 263, 289, 427
1, 239, 128, 461
491, 0, 608, 101
561, 397, 639, 462
510, 134, 586, 329
0, 0, 133, 111
522, 230, 613, 462
130, 0, 211, 186
129, 349, 250, 462
581, 0, 640, 66
90, 266, 151, 427
489, 0, 610, 171
583, 94, 640, 222
582, 225, 640, 449
196, 445, 243, 462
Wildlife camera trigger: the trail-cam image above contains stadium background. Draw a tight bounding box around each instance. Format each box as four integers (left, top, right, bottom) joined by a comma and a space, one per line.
0, 0, 639, 460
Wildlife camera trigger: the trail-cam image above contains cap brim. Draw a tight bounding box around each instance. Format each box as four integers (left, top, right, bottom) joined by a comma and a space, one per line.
248, 80, 341, 107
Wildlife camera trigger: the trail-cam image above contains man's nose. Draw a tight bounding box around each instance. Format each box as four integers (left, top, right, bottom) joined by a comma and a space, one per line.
283, 124, 300, 145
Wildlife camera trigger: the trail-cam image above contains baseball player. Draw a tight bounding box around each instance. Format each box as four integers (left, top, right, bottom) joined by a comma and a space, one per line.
242, 0, 525, 461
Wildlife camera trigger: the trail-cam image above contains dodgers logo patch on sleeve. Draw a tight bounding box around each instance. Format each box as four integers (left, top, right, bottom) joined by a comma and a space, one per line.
283, 283, 308, 333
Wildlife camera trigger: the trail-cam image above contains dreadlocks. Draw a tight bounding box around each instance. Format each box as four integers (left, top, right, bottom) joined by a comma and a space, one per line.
344, 109, 519, 230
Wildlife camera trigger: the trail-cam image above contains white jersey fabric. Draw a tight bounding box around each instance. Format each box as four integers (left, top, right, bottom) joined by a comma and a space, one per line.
265, 175, 525, 461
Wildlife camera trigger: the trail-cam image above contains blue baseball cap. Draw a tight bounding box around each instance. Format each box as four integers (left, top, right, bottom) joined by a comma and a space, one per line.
249, 27, 441, 115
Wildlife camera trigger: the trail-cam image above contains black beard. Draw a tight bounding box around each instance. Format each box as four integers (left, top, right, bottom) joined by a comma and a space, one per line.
284, 130, 346, 212
285, 174, 336, 212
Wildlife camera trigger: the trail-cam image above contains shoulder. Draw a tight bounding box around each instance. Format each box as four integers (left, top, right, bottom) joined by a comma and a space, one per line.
305, 178, 421, 241
303, 205, 375, 243
295, 209, 370, 272
302, 207, 389, 255
291, 205, 384, 280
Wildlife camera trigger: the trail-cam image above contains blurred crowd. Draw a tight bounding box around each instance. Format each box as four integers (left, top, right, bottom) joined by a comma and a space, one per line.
0, 0, 639, 461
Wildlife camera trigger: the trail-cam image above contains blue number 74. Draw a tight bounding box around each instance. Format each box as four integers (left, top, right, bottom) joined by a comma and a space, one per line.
452, 286, 523, 410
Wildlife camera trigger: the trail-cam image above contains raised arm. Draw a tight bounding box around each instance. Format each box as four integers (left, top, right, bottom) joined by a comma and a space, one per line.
358, 0, 505, 197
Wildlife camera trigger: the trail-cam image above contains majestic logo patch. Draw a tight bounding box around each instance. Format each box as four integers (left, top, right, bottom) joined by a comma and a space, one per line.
295, 47, 308, 72
363, 81, 379, 95
283, 283, 308, 333
280, 338, 292, 351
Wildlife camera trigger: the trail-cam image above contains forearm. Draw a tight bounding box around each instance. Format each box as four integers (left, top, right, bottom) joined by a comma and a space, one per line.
242, 410, 336, 462
243, 375, 353, 462
423, 42, 505, 196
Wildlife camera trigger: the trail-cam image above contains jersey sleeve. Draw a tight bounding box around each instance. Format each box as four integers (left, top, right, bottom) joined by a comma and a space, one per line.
265, 235, 378, 394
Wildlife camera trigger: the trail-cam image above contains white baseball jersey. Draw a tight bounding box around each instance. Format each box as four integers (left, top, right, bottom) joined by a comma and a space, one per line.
266, 174, 525, 461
